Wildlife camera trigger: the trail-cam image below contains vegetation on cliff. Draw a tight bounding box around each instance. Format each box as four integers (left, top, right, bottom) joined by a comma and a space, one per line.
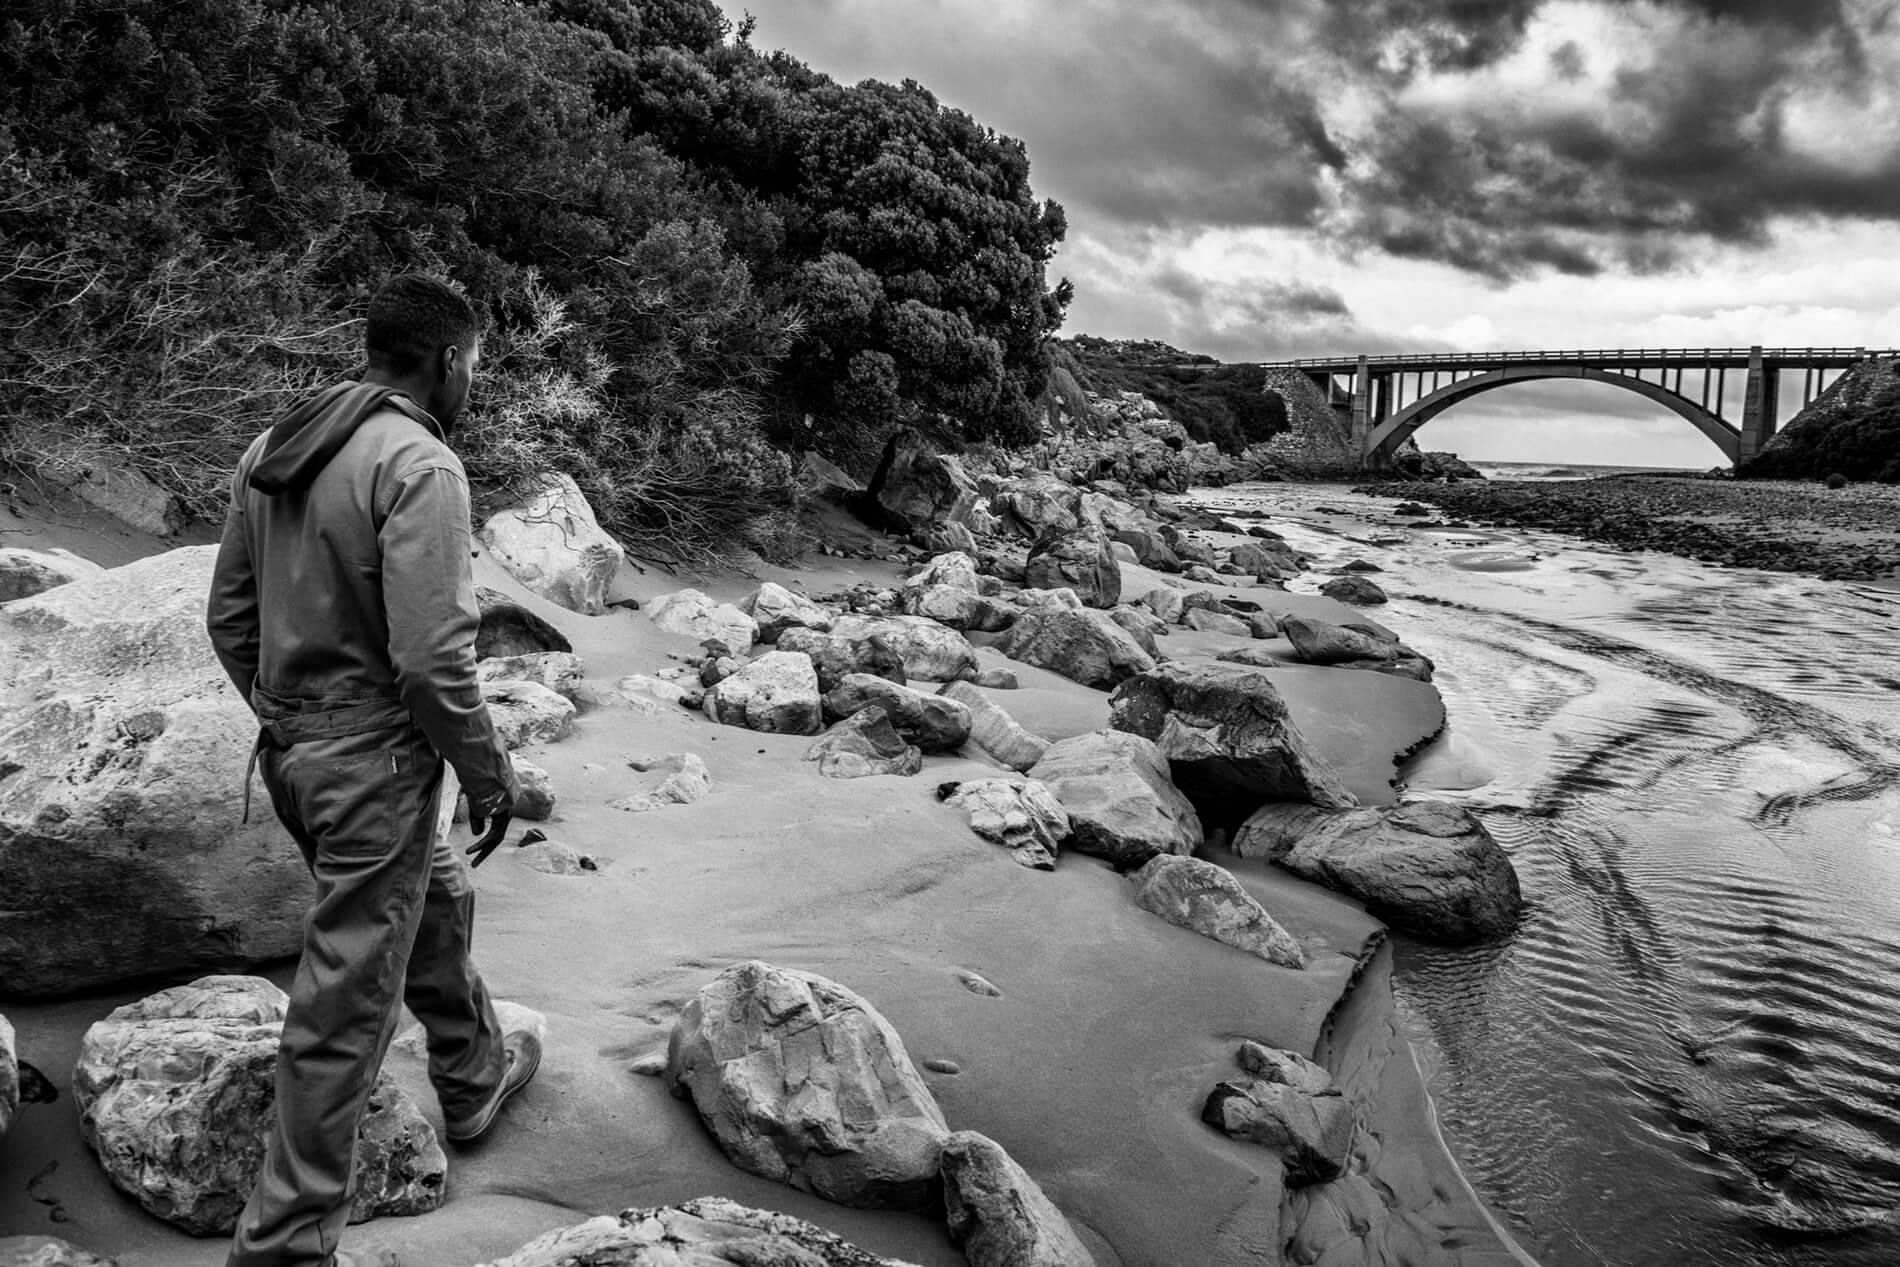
1738, 357, 1900, 484
1056, 336, 1290, 455
0, 0, 1067, 561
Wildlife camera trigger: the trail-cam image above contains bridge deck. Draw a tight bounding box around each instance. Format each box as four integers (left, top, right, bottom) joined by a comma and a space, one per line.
1257, 347, 1893, 373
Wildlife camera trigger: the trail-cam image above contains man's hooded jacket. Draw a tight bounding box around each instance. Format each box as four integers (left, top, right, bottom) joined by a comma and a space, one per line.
207, 382, 514, 813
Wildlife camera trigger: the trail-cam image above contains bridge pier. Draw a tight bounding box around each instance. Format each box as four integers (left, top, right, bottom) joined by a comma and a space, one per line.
1351, 355, 1371, 450
1740, 345, 1779, 463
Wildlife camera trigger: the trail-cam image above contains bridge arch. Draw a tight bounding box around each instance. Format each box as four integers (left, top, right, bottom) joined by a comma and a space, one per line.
1365, 365, 1741, 466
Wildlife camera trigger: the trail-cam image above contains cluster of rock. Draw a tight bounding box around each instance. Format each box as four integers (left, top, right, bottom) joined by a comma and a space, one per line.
662, 960, 1097, 1265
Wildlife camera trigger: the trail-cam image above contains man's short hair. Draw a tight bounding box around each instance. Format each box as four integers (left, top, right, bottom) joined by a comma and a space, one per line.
365, 274, 484, 376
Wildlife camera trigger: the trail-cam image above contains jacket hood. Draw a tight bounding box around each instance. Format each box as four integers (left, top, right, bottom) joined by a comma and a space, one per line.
248, 382, 443, 495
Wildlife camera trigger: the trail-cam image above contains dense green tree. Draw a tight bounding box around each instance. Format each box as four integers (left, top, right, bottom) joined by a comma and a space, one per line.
1, 0, 1069, 556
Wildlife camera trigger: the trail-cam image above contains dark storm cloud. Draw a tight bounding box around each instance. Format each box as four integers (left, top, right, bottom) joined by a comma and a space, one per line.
1323, 0, 1900, 278
748, 0, 1900, 281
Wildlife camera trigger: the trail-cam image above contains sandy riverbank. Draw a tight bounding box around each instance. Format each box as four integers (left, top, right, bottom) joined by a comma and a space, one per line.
1, 486, 1519, 1266
1357, 476, 1900, 583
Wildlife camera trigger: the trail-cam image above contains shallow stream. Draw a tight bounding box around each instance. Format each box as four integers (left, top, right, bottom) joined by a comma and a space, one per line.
1199, 483, 1900, 1267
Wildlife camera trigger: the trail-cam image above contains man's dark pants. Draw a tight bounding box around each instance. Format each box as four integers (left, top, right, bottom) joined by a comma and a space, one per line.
226, 720, 504, 1267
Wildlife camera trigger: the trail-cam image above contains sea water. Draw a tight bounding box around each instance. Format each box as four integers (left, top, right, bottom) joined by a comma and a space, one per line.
1195, 482, 1900, 1267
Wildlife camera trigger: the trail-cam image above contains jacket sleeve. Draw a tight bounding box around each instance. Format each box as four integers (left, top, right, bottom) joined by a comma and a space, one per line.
379, 463, 517, 813
206, 470, 261, 709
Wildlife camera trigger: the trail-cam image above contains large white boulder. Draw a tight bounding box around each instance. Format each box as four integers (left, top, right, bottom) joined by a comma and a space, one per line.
74, 976, 444, 1235
941, 1131, 1097, 1267
647, 588, 758, 651
1130, 855, 1305, 968
478, 473, 624, 615
1108, 664, 1356, 821
1027, 731, 1201, 868
994, 608, 1156, 691
1234, 800, 1521, 943
474, 1197, 924, 1267
664, 961, 949, 1211
703, 651, 823, 735
738, 582, 833, 643
0, 546, 307, 997
829, 613, 979, 683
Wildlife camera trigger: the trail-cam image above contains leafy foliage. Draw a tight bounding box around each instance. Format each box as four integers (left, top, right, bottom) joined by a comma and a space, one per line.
1061, 336, 1289, 455
0, 0, 1067, 558
1739, 360, 1900, 484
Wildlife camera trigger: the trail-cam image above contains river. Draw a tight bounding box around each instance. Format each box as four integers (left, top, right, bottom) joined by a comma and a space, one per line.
1193, 482, 1900, 1267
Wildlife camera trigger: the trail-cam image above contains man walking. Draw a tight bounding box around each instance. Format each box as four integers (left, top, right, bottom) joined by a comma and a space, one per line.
207, 274, 540, 1267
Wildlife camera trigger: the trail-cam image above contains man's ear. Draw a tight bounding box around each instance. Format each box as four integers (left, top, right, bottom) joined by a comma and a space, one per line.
438, 343, 461, 382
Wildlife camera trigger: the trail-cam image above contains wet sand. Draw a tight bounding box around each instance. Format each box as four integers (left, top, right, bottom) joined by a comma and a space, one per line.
1356, 476, 1900, 583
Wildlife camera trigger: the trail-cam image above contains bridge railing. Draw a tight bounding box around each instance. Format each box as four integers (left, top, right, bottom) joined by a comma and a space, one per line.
1260, 346, 1898, 371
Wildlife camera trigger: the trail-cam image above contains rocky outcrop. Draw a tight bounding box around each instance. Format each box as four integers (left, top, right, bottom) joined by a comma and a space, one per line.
703, 651, 824, 736
478, 651, 585, 698
1182, 608, 1249, 637
1109, 664, 1356, 822
510, 754, 555, 820
0, 1238, 120, 1267
994, 609, 1155, 690
476, 587, 572, 659
829, 614, 979, 683
0, 547, 103, 602
647, 589, 758, 650
1281, 616, 1433, 682
823, 674, 970, 753
937, 682, 1049, 772
1024, 529, 1121, 609
664, 961, 949, 1211
1202, 1040, 1353, 1185
0, 1013, 16, 1142
805, 708, 924, 779
479, 472, 624, 615
990, 474, 1083, 540
867, 427, 979, 534
474, 1197, 922, 1267
778, 627, 907, 693
900, 584, 1016, 632
0, 546, 307, 996
906, 552, 981, 593
1140, 587, 1186, 624
74, 976, 444, 1235
612, 753, 713, 811
739, 583, 833, 643
1318, 575, 1387, 605
1235, 800, 1521, 943
945, 779, 1069, 870
482, 678, 577, 749
1228, 540, 1303, 580
1028, 731, 1201, 868
941, 1131, 1097, 1267
1130, 856, 1304, 968
1112, 527, 1182, 572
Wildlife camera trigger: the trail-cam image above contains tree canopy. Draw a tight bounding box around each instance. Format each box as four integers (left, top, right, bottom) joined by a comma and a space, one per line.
0, 0, 1069, 558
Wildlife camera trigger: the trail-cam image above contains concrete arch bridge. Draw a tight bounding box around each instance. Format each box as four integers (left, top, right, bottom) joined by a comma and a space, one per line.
1258, 347, 1894, 468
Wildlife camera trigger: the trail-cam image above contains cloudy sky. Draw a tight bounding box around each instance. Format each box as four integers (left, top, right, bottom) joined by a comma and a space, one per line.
744, 0, 1900, 466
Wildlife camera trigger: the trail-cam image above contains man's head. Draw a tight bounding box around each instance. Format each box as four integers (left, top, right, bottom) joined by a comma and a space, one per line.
364, 274, 484, 428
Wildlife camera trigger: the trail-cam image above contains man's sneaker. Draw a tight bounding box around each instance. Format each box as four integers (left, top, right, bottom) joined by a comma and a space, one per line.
445, 1030, 541, 1144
